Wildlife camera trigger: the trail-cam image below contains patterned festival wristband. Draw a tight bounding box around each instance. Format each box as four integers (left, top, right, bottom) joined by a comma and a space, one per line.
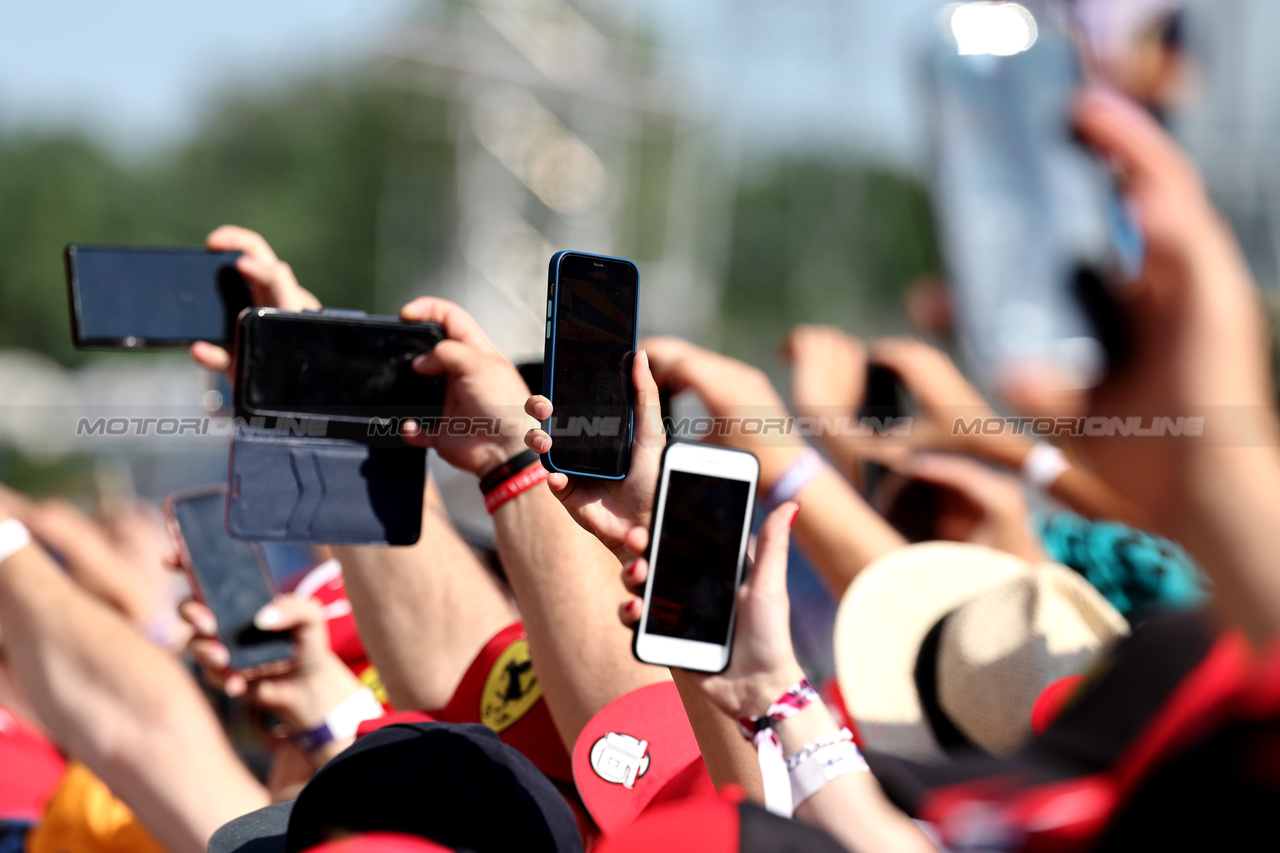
484, 463, 549, 514
737, 678, 820, 737
736, 678, 821, 818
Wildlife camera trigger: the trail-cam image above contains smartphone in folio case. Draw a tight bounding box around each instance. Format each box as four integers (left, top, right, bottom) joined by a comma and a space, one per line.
234, 308, 447, 428
632, 442, 759, 673
226, 430, 426, 546
165, 485, 295, 676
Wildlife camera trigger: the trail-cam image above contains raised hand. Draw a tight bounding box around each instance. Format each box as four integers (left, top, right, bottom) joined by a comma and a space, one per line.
190, 225, 322, 375
522, 349, 666, 558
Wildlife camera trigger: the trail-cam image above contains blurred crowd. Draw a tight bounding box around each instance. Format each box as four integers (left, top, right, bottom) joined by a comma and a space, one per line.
3, 1, 1280, 852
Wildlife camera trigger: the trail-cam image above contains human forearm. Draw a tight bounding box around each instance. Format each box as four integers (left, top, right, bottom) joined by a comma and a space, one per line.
671, 670, 764, 801
778, 703, 935, 853
333, 506, 516, 710
1166, 448, 1280, 646
791, 467, 906, 597
492, 486, 669, 750
0, 544, 267, 853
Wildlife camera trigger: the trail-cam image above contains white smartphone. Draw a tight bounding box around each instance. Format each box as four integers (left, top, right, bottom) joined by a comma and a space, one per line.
633, 442, 760, 673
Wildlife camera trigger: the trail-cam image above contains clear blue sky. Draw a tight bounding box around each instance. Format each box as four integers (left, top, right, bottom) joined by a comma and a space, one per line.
0, 0, 940, 164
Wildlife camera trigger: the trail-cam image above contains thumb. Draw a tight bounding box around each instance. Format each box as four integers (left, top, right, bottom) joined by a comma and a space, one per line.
411, 339, 476, 378
747, 502, 798, 600
633, 349, 666, 447
255, 596, 327, 647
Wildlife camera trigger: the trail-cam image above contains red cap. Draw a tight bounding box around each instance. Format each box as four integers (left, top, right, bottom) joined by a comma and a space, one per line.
302, 832, 453, 853
591, 787, 744, 853
571, 682, 716, 835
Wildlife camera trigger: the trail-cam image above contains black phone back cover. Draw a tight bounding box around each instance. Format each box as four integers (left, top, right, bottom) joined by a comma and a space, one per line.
227, 431, 425, 546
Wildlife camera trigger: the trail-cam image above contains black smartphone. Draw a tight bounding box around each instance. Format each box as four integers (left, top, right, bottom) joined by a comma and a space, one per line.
234, 309, 447, 429
858, 363, 910, 499
633, 442, 760, 673
65, 245, 251, 349
165, 485, 295, 675
541, 251, 640, 480
924, 2, 1142, 391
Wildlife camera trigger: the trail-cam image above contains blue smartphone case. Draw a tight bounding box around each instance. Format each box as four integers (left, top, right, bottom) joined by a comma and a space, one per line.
226, 429, 425, 546
540, 250, 640, 481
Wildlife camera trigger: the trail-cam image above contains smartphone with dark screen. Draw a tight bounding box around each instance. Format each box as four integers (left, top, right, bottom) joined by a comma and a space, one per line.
65, 245, 251, 349
633, 442, 759, 673
858, 363, 910, 500
165, 485, 295, 675
924, 2, 1142, 392
540, 251, 640, 480
234, 309, 446, 429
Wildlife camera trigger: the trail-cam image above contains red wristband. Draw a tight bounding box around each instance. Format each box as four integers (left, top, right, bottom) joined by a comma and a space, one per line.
483, 463, 549, 514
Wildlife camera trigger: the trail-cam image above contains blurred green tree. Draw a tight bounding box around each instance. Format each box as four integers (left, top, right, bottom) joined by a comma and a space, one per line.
0, 75, 457, 367
719, 156, 939, 364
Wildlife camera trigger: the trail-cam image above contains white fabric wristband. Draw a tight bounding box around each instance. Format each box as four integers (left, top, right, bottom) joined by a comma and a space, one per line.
788, 740, 870, 807
295, 687, 384, 753
1021, 443, 1070, 491
763, 449, 826, 510
0, 519, 32, 567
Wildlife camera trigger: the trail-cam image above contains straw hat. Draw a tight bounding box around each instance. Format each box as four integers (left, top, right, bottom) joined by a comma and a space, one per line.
834, 542, 1128, 762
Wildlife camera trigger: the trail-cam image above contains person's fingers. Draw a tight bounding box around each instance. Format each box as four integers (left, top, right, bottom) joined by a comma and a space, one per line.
411, 339, 484, 378
400, 297, 500, 354
622, 557, 648, 594
632, 349, 666, 448
254, 596, 324, 639
207, 225, 279, 262
546, 472, 571, 494
1074, 88, 1200, 194
0, 483, 35, 521
525, 396, 553, 421
525, 429, 552, 455
236, 256, 319, 313
623, 525, 649, 557
178, 599, 218, 638
618, 597, 643, 628
190, 341, 232, 373
904, 453, 1027, 517
637, 336, 695, 392
190, 637, 231, 670
747, 502, 798, 600
224, 673, 248, 698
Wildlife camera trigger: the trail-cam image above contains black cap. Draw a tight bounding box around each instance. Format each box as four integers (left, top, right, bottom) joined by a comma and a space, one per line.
209, 722, 582, 853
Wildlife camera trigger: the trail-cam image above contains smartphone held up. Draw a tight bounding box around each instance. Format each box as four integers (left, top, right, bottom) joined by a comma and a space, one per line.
924, 0, 1143, 392
165, 485, 295, 676
65, 244, 251, 349
633, 442, 760, 674
541, 251, 640, 480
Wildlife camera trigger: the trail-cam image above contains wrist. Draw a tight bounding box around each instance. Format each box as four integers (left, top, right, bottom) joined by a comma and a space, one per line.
281, 658, 366, 733
738, 666, 809, 722
757, 445, 809, 493
292, 685, 383, 759
477, 444, 528, 481
773, 701, 840, 757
